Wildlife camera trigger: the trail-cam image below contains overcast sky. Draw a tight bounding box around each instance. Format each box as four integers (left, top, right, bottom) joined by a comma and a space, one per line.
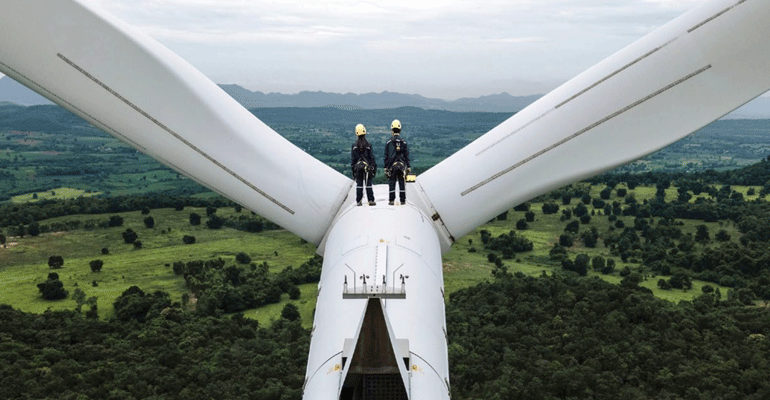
5, 0, 705, 100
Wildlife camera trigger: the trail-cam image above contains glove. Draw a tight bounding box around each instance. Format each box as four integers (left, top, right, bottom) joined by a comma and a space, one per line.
406, 167, 411, 174
385, 168, 391, 178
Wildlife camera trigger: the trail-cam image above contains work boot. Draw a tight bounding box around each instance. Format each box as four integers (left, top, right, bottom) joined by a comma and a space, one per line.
401, 201, 406, 205
388, 201, 394, 206
369, 201, 376, 206
357, 201, 362, 206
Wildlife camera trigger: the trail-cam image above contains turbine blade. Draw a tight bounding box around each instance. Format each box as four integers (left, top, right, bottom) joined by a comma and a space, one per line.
418, 0, 770, 241
0, 0, 350, 244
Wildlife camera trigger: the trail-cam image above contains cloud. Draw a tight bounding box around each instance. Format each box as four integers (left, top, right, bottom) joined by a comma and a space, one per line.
89, 0, 709, 98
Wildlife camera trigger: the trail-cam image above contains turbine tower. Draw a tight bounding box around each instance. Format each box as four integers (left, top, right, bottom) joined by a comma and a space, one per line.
1, 1, 769, 399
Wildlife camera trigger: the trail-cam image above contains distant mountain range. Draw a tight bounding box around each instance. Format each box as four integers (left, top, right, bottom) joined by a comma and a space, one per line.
1, 75, 769, 117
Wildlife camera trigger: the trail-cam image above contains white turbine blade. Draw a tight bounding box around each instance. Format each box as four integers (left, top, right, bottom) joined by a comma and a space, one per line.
0, 0, 350, 244
418, 0, 770, 243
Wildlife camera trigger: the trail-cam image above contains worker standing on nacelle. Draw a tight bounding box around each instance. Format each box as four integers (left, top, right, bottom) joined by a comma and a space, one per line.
351, 124, 376, 206
384, 119, 410, 205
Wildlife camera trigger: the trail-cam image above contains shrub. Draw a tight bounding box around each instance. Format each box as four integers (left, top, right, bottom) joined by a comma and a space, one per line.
182, 235, 196, 244
89, 259, 104, 272
525, 211, 535, 222
143, 216, 155, 229
516, 219, 528, 230
48, 255, 64, 269
122, 229, 138, 244
235, 252, 252, 264
281, 303, 301, 321
206, 216, 224, 229
513, 203, 530, 212
189, 213, 201, 226
108, 215, 124, 227
542, 202, 559, 214
37, 273, 68, 300
564, 220, 580, 234
591, 256, 605, 271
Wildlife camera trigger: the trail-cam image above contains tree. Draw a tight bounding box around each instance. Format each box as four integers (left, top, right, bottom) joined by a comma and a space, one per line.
542, 202, 559, 214
516, 219, 528, 230
206, 215, 224, 229
564, 220, 580, 234
189, 212, 201, 225
143, 216, 155, 229
113, 286, 171, 322
602, 258, 616, 274
288, 285, 301, 300
72, 288, 87, 312
182, 235, 196, 244
695, 225, 710, 245
122, 228, 138, 244
108, 215, 124, 227
236, 252, 252, 264
559, 234, 574, 247
496, 210, 508, 221
28, 222, 40, 237
85, 296, 98, 319
715, 229, 730, 242
592, 256, 605, 271
48, 255, 64, 269
101, 247, 109, 255
90, 259, 103, 272
574, 254, 590, 273
37, 273, 68, 300
0, 233, 5, 247
525, 211, 535, 222
513, 203, 530, 212
669, 272, 692, 290
281, 303, 301, 321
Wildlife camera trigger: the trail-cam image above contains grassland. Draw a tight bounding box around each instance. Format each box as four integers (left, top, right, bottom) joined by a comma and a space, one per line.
1, 182, 748, 329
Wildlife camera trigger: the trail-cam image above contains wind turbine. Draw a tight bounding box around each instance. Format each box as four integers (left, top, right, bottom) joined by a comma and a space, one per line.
1, 0, 769, 399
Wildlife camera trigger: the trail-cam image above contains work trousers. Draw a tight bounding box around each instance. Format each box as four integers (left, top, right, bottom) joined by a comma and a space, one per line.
356, 173, 375, 203
389, 173, 406, 203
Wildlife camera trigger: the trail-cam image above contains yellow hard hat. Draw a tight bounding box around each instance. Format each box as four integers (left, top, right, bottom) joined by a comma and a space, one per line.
355, 124, 366, 136
391, 119, 401, 131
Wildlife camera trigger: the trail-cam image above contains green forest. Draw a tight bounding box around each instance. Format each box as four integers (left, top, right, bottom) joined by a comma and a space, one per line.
3, 104, 770, 399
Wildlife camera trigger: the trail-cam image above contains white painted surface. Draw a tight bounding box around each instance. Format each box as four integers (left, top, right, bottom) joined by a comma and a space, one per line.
305, 185, 449, 399
0, 0, 351, 245
419, 0, 770, 243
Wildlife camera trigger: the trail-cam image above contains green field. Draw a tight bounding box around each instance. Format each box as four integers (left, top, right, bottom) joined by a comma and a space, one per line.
0, 183, 740, 328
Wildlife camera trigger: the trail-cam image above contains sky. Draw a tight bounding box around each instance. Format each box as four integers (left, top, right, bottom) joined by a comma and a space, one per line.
4, 0, 705, 100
